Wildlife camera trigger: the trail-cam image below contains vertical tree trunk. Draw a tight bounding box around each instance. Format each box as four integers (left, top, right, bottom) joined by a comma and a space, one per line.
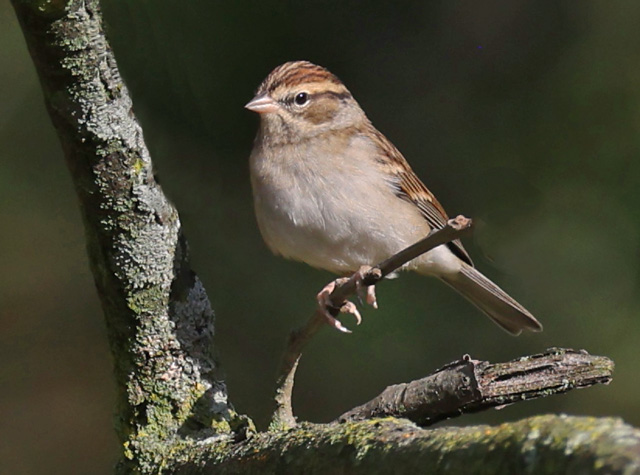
12, 0, 230, 471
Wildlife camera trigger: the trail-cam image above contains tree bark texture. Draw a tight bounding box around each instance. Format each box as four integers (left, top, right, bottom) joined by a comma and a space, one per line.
12, 1, 640, 474
182, 415, 640, 475
338, 348, 614, 426
11, 0, 230, 472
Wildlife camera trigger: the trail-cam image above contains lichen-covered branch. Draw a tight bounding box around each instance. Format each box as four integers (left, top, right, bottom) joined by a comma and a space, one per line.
173, 415, 640, 474
11, 0, 230, 472
338, 348, 614, 425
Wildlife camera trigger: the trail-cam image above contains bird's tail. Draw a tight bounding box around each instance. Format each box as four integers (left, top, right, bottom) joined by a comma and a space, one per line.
439, 262, 543, 335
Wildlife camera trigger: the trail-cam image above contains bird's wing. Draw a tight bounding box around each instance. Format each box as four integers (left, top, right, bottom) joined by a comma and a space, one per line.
368, 126, 473, 266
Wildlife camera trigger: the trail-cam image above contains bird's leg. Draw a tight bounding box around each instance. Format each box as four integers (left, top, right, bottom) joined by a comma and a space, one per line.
316, 278, 361, 333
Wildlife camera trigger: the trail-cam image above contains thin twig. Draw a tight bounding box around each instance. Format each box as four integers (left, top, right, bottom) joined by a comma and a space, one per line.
271, 216, 474, 429
337, 348, 614, 425
271, 309, 325, 430
329, 215, 473, 306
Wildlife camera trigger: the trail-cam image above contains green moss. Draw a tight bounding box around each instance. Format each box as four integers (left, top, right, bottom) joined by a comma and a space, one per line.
127, 286, 167, 315
228, 413, 255, 440
133, 158, 145, 175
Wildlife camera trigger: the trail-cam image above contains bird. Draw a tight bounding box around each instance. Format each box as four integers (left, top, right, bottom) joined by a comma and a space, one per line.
245, 60, 542, 335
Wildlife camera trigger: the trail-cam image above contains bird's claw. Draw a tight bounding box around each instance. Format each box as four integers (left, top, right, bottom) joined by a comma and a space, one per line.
316, 266, 379, 333
354, 265, 378, 309
316, 279, 361, 333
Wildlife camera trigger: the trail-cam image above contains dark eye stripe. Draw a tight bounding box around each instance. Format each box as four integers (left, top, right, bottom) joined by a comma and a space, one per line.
314, 90, 351, 101
281, 90, 351, 107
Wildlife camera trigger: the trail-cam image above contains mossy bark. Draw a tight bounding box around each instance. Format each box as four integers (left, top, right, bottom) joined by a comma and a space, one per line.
11, 0, 230, 472
185, 415, 640, 475
11, 0, 640, 474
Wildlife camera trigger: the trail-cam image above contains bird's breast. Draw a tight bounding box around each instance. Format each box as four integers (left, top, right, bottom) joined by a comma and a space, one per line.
250, 136, 432, 273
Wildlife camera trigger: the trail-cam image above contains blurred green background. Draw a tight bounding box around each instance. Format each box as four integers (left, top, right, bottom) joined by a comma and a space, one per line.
2, 1, 639, 473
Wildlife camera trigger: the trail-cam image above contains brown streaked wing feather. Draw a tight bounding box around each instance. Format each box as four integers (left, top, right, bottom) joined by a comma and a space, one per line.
368, 125, 473, 266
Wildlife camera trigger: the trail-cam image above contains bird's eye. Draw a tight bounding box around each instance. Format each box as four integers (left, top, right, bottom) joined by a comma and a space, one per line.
294, 92, 309, 106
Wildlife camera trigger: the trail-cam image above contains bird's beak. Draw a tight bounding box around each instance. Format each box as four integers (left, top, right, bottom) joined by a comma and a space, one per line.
244, 93, 279, 114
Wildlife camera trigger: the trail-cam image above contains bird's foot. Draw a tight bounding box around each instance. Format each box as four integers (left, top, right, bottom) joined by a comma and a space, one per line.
316, 279, 361, 333
316, 266, 379, 333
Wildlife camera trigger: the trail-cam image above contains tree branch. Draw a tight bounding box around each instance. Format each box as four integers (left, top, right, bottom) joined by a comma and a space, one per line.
333, 215, 473, 303
338, 348, 614, 425
11, 0, 231, 472
272, 216, 473, 429
174, 415, 640, 474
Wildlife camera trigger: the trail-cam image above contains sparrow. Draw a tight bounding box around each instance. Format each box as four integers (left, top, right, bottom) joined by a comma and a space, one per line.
245, 60, 542, 335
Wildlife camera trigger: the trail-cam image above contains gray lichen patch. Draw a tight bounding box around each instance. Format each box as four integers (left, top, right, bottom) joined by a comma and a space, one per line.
14, 1, 231, 472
